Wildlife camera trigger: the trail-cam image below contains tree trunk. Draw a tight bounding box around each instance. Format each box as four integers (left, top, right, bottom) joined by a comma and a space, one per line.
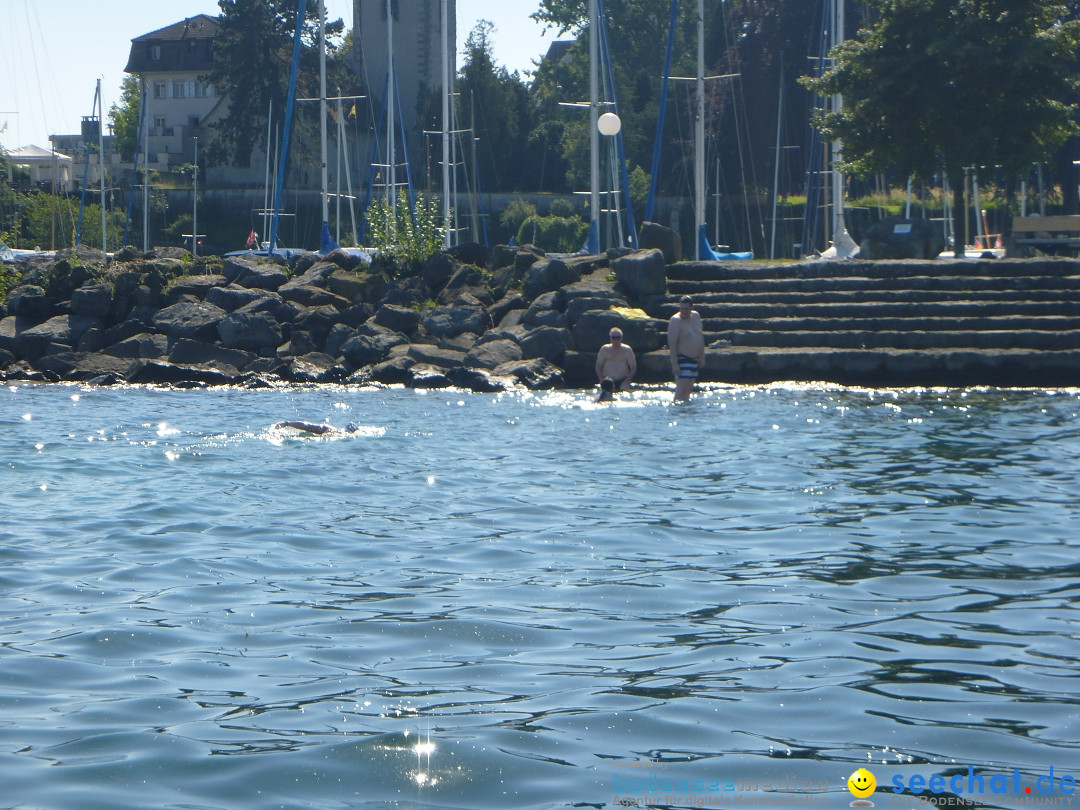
951, 172, 966, 258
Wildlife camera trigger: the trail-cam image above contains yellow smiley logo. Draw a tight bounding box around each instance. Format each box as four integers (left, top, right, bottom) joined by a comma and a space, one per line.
848, 768, 877, 798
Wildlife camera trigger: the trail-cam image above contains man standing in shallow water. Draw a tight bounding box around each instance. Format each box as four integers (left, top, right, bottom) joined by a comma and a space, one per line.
668, 296, 705, 401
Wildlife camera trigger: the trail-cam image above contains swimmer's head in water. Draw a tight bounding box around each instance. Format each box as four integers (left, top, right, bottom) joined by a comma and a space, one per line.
346, 422, 359, 433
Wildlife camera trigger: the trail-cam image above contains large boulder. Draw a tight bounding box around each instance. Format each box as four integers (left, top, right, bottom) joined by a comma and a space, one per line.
573, 308, 666, 354
463, 337, 523, 370
167, 275, 228, 303
520, 326, 573, 363
422, 305, 491, 339
858, 218, 946, 260
523, 258, 582, 300
492, 357, 564, 390
206, 284, 276, 312
6, 285, 54, 321
217, 310, 284, 352
638, 221, 682, 264
102, 333, 169, 359
613, 248, 667, 299
153, 301, 228, 343
169, 338, 258, 370
14, 314, 100, 362
70, 283, 114, 319
340, 331, 408, 368
374, 304, 422, 334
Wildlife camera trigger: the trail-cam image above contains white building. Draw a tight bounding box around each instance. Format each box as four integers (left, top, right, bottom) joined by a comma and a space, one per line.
123, 14, 225, 175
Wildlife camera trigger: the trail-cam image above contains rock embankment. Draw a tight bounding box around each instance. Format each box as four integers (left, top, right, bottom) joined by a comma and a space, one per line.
0, 244, 669, 390
4, 246, 1079, 389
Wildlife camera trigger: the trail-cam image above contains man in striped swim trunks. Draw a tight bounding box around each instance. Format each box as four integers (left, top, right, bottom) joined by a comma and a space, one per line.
668, 295, 705, 401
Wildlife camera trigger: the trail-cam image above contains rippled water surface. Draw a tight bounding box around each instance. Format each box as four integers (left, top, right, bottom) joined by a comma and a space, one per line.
2, 382, 1079, 809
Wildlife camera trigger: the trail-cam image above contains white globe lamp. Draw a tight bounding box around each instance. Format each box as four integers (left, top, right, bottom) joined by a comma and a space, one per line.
597, 112, 621, 136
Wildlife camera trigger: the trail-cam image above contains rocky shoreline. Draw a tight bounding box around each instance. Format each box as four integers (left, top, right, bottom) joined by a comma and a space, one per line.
0, 243, 671, 392
6, 244, 1080, 391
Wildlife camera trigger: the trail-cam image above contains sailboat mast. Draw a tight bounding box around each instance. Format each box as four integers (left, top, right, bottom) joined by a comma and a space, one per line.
319, 0, 329, 226
441, 0, 451, 248
694, 0, 706, 260
829, 0, 856, 257
386, 0, 396, 214
97, 78, 106, 253
589, 0, 600, 253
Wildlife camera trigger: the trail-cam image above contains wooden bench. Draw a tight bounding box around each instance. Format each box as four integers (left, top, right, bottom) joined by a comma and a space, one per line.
1012, 215, 1080, 256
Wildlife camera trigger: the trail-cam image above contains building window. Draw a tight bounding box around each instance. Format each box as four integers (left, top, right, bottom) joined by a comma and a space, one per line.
151, 44, 161, 61
154, 82, 166, 100
154, 115, 166, 130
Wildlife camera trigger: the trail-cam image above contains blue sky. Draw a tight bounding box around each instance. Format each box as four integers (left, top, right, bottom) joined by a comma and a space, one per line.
0, 0, 564, 150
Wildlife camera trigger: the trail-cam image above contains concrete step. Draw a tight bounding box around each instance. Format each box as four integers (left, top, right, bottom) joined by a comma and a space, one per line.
666, 258, 1080, 282
667, 279, 1080, 299
665, 287, 1080, 306
563, 347, 1080, 387
713, 329, 1080, 351
698, 315, 1080, 333
657, 300, 1080, 320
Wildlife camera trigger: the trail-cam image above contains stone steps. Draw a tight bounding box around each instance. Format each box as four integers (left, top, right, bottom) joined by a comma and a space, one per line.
630, 257, 1080, 387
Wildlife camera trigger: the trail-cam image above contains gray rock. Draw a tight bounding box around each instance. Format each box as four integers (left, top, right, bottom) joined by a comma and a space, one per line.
638, 221, 682, 264
234, 260, 289, 290
613, 248, 667, 299
218, 310, 284, 352
234, 294, 302, 325
422, 251, 457, 290
295, 305, 340, 346
374, 304, 422, 334
14, 314, 100, 361
153, 301, 228, 343
464, 337, 523, 370
422, 305, 491, 339
369, 354, 417, 384
566, 293, 626, 325
280, 353, 346, 383
6, 285, 53, 320
489, 293, 528, 326
206, 284, 275, 312
167, 275, 228, 303
340, 332, 408, 368
323, 323, 357, 357
524, 257, 582, 300
169, 338, 258, 370
492, 357, 565, 390
409, 364, 453, 389
70, 284, 113, 318
407, 344, 467, 369
446, 366, 515, 393
35, 351, 132, 381
127, 360, 237, 386
520, 326, 574, 362
573, 309, 666, 354
103, 332, 169, 359
279, 284, 351, 310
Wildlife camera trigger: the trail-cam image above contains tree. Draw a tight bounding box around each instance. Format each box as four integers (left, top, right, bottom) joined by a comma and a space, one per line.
109, 76, 144, 163
803, 0, 1080, 255
456, 21, 534, 194
206, 0, 350, 169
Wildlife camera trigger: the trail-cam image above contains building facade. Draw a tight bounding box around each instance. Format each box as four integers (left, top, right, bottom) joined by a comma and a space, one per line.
123, 14, 226, 176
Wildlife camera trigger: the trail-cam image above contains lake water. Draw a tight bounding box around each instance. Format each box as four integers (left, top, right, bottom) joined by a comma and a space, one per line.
2, 381, 1078, 810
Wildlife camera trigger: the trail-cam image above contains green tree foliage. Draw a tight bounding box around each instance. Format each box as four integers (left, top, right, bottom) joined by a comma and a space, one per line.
109, 76, 144, 163
803, 0, 1080, 250
456, 21, 534, 194
207, 0, 352, 169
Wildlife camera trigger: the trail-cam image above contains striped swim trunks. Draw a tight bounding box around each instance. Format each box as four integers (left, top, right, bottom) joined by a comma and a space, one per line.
677, 355, 699, 380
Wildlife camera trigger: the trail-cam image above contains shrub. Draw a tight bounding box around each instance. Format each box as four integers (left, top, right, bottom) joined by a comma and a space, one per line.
364, 192, 449, 266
